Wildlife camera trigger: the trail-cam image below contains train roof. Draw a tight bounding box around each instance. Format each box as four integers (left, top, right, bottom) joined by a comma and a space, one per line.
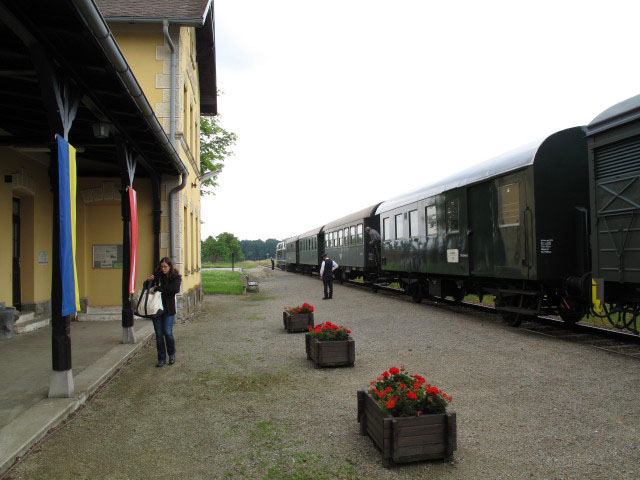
587, 94, 640, 135
284, 236, 298, 244
298, 226, 324, 238
376, 139, 544, 214
324, 203, 383, 230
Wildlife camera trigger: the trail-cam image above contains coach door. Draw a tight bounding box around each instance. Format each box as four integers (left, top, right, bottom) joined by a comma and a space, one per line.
469, 175, 532, 279
494, 173, 532, 279
468, 182, 495, 276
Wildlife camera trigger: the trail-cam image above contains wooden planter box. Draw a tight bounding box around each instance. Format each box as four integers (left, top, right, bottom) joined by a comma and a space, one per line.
357, 390, 456, 467
283, 311, 314, 333
305, 333, 355, 368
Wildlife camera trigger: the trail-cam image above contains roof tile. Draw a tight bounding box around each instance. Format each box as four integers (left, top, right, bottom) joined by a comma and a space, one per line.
95, 0, 211, 22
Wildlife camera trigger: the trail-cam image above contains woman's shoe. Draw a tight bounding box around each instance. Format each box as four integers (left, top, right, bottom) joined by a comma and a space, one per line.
156, 361, 165, 368
169, 355, 175, 365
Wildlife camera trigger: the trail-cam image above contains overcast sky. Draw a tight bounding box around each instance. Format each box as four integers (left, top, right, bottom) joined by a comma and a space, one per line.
200, 0, 640, 242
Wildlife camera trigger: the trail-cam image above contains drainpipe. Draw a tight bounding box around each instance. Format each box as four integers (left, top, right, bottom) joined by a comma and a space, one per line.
163, 19, 188, 261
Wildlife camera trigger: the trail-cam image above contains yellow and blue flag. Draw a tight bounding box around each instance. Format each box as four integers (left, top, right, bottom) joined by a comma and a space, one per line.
57, 136, 80, 316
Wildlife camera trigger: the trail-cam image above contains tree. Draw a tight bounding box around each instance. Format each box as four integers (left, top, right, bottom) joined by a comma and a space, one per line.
239, 238, 280, 260
216, 232, 243, 261
201, 235, 230, 263
200, 114, 237, 195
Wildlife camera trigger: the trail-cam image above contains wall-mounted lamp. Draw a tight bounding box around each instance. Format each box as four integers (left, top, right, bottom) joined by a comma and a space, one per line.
92, 122, 111, 139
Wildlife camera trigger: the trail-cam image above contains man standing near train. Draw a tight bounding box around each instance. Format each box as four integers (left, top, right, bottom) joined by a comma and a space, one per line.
320, 253, 339, 300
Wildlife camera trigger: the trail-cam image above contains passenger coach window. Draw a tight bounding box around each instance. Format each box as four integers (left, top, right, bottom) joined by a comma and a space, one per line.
338, 230, 343, 246
498, 183, 520, 227
357, 224, 363, 243
324, 234, 329, 248
426, 205, 437, 236
383, 218, 390, 240
409, 210, 418, 237
446, 199, 459, 233
344, 228, 349, 245
395, 214, 404, 239
350, 226, 356, 244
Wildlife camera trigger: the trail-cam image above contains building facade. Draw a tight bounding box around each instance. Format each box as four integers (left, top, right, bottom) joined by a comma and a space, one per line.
0, 0, 215, 344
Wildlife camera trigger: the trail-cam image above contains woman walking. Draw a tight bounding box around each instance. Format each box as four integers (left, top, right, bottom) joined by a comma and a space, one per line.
147, 257, 182, 367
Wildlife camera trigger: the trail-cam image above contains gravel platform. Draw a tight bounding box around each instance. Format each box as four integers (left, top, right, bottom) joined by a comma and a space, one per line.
8, 268, 640, 479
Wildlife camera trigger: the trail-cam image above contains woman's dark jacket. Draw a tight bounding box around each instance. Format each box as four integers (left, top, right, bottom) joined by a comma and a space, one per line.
151, 273, 181, 316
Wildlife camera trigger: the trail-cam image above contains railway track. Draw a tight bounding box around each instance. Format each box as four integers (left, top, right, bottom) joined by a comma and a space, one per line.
335, 277, 640, 359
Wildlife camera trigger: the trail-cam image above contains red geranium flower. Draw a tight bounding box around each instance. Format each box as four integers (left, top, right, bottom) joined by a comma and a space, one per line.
367, 366, 452, 417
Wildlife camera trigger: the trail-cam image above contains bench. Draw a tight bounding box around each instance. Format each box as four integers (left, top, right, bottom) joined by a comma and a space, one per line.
245, 275, 259, 293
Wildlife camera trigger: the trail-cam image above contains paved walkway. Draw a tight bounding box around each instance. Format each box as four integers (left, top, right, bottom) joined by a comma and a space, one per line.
0, 319, 154, 473
2, 267, 639, 479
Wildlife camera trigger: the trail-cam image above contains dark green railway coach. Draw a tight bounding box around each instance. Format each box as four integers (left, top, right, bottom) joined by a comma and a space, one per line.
323, 203, 382, 282
284, 236, 298, 271
376, 127, 589, 323
275, 241, 286, 270
587, 95, 640, 321
298, 226, 324, 275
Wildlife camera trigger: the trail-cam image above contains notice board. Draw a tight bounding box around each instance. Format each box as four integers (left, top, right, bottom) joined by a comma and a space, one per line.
93, 244, 123, 269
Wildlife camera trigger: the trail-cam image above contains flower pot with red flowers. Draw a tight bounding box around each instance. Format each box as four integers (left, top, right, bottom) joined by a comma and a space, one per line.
357, 366, 456, 467
283, 303, 314, 333
305, 322, 355, 368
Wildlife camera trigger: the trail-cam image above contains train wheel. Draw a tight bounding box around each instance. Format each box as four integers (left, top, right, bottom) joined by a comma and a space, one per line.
452, 289, 465, 303
410, 284, 423, 303
372, 285, 379, 293
558, 297, 584, 325
339, 271, 345, 285
559, 313, 581, 324
502, 312, 523, 327
496, 297, 523, 327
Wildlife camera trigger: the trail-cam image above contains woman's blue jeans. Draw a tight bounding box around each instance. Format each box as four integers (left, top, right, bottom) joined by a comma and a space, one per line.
151, 313, 175, 362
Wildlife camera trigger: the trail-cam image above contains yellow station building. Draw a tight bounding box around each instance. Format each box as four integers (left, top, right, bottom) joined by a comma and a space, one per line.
0, 0, 216, 341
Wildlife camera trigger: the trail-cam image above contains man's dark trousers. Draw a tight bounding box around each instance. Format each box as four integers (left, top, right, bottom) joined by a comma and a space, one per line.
322, 257, 333, 299
323, 278, 333, 299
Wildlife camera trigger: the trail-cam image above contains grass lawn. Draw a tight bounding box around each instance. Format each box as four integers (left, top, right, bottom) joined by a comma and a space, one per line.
464, 294, 495, 306
201, 270, 245, 295
201, 260, 259, 269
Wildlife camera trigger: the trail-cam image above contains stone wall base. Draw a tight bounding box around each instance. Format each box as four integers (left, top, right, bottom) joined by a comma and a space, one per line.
20, 300, 51, 320
176, 283, 203, 319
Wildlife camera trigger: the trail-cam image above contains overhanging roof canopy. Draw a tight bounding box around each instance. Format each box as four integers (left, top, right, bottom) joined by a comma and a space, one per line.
0, 0, 184, 177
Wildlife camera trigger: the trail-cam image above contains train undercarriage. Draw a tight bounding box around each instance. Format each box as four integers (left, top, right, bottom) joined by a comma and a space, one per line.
342, 269, 633, 330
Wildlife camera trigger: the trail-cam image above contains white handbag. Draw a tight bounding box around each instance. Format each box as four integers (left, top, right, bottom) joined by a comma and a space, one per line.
135, 282, 164, 318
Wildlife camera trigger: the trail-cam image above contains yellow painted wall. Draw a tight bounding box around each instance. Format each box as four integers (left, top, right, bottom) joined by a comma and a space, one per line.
109, 25, 164, 108
0, 148, 52, 307
177, 25, 203, 294
108, 22, 205, 297
77, 178, 155, 306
